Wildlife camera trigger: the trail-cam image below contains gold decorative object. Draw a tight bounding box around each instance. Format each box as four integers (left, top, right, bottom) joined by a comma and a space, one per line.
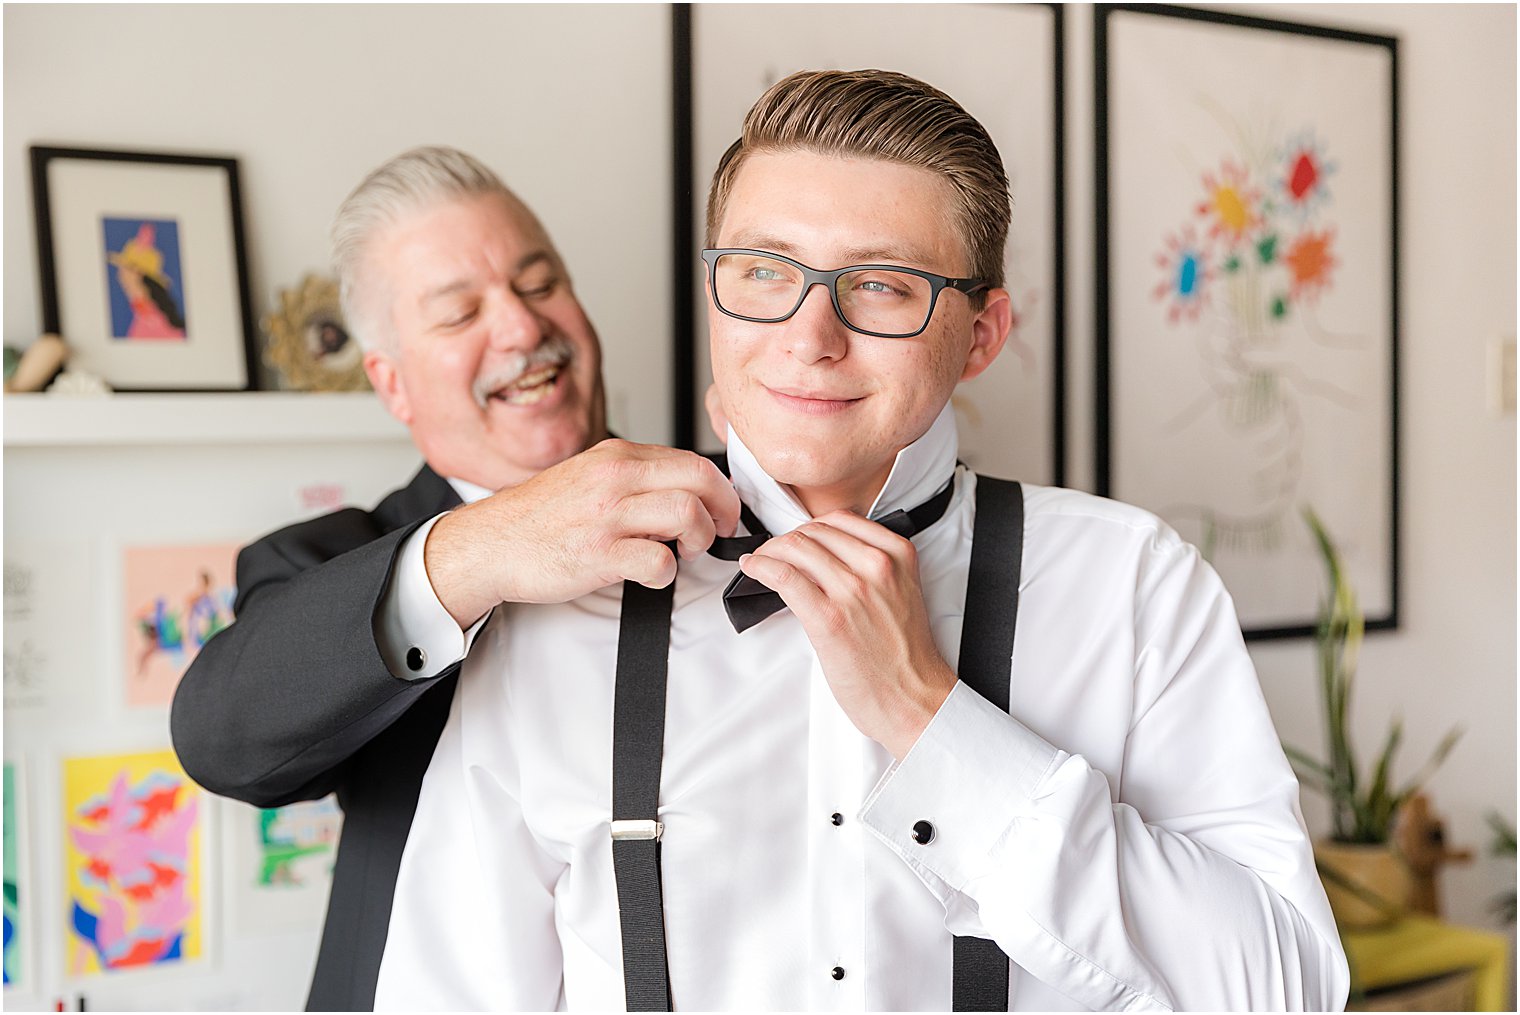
263, 274, 368, 392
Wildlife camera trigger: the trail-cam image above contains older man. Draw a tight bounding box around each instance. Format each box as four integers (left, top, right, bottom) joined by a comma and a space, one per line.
370, 73, 1349, 1012
170, 146, 737, 1011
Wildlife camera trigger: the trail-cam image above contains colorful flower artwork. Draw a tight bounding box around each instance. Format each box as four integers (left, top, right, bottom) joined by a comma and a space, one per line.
1276, 130, 1336, 221
1152, 224, 1212, 323
63, 750, 203, 976
1155, 130, 1339, 335
122, 544, 238, 708
1146, 124, 1356, 560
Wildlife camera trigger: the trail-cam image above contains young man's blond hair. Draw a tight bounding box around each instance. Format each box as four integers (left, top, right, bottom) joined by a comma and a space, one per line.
705, 68, 1012, 300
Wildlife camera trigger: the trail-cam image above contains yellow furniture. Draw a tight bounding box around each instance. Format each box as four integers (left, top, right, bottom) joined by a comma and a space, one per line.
1342, 914, 1511, 1011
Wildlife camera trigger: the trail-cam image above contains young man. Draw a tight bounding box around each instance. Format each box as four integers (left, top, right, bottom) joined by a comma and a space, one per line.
339, 77, 1347, 1010
170, 147, 738, 1011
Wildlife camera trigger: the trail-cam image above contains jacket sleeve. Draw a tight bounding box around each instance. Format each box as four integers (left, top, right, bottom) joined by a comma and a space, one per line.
860, 539, 1349, 1012
170, 509, 454, 807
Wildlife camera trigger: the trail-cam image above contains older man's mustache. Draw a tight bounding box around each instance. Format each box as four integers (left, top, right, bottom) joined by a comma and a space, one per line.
472, 334, 575, 408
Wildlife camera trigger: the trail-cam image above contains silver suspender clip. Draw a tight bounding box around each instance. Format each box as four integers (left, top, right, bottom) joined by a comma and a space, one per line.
610, 819, 664, 842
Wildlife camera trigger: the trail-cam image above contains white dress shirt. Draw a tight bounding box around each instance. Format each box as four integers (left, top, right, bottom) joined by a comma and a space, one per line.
376, 476, 492, 680
372, 406, 1348, 1012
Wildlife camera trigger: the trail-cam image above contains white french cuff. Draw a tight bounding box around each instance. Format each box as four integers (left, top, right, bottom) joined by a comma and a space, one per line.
860, 680, 1063, 894
377, 512, 491, 681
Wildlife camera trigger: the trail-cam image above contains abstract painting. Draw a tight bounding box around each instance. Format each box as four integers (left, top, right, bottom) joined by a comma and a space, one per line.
4, 762, 20, 988
62, 749, 203, 975
122, 543, 238, 707
254, 798, 340, 888
226, 796, 342, 933
1096, 5, 1398, 637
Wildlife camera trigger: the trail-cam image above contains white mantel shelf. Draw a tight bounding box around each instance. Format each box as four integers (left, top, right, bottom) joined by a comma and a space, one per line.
2, 391, 411, 448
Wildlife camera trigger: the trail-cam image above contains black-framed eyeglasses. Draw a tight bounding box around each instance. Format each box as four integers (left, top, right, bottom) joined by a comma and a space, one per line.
701, 248, 990, 339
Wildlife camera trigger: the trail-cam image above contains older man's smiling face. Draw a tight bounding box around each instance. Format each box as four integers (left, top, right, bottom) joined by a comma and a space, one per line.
363, 193, 606, 491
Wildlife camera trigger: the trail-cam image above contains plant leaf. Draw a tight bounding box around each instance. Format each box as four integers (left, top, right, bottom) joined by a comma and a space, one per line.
1486, 811, 1517, 855
1394, 726, 1464, 800
1283, 744, 1332, 777
1361, 720, 1403, 839
1283, 744, 1338, 801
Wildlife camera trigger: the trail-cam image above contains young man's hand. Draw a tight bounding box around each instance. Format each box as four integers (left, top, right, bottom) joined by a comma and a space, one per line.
738, 511, 957, 759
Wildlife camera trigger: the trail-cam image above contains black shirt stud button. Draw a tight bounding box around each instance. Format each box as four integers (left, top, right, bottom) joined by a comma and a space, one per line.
911, 819, 936, 845
406, 646, 427, 672
830, 812, 844, 826
831, 966, 846, 980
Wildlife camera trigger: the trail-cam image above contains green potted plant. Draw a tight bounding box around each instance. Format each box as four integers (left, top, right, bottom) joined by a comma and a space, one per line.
1283, 508, 1462, 929
1485, 812, 1515, 926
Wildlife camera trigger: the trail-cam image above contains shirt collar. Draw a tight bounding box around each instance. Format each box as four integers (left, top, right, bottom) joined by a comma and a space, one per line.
725, 403, 959, 537
446, 476, 493, 505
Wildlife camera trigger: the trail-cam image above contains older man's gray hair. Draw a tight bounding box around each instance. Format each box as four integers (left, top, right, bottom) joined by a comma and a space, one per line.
331, 145, 512, 352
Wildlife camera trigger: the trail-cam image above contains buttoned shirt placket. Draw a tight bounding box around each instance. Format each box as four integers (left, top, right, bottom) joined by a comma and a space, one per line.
805, 656, 871, 1009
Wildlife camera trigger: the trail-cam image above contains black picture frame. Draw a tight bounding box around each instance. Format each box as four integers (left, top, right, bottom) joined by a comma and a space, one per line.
671, 3, 1066, 489
30, 145, 259, 392
1095, 4, 1400, 639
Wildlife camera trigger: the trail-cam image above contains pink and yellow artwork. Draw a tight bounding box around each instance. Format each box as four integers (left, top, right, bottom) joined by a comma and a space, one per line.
62, 750, 203, 975
122, 544, 238, 707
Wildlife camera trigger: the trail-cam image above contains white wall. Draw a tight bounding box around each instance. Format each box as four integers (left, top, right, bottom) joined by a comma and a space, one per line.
4, 2, 1515, 1009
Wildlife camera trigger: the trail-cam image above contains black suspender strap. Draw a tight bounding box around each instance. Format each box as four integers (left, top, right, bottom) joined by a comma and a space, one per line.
610, 475, 1024, 1011
956, 476, 1023, 714
951, 475, 1024, 1012
611, 576, 677, 1011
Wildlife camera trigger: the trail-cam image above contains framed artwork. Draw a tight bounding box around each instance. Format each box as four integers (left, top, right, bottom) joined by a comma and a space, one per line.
122, 543, 239, 709
1095, 5, 1399, 639
673, 3, 1066, 486
62, 749, 206, 975
263, 274, 369, 392
225, 796, 342, 933
4, 760, 24, 990
4, 540, 96, 714
3, 555, 49, 713
30, 146, 258, 391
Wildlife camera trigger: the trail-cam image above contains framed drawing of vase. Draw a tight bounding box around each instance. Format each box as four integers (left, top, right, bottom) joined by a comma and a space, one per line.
1095, 4, 1399, 638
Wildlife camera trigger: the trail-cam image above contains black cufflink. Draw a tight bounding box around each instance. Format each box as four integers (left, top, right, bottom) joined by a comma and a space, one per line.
406, 646, 427, 672
911, 819, 936, 845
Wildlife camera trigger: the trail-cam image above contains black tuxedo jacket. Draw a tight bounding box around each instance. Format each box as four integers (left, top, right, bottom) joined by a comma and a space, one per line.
171, 465, 464, 1011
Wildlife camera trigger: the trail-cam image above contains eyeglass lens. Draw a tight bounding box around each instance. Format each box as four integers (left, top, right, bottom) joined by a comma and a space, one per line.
712, 252, 934, 336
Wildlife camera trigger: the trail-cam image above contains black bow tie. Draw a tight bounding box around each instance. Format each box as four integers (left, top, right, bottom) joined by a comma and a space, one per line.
707, 478, 956, 633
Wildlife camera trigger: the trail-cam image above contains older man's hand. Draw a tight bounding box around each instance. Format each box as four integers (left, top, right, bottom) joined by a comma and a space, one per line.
424, 439, 740, 627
